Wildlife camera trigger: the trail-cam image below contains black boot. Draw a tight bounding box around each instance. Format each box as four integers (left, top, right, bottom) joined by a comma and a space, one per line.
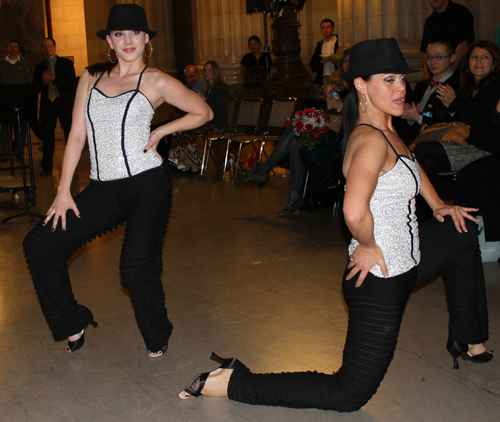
239, 162, 270, 184
278, 190, 304, 217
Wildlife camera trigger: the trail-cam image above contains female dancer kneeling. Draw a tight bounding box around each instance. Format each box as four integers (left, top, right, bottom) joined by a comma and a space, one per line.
23, 4, 212, 357
178, 38, 492, 411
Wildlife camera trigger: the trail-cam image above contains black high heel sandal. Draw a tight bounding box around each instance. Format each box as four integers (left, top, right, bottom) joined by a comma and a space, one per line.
179, 352, 241, 399
66, 320, 98, 354
148, 344, 168, 358
446, 340, 468, 370
460, 349, 494, 364
446, 340, 494, 369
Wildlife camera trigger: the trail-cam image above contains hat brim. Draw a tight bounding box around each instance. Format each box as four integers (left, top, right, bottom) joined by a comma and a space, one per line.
96, 29, 157, 41
340, 65, 418, 81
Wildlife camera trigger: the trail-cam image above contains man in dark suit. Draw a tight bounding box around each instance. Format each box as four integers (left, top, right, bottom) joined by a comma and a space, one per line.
33, 37, 76, 176
402, 38, 460, 141
309, 19, 338, 86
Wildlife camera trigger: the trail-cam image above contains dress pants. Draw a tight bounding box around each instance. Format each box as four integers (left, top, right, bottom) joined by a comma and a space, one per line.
40, 97, 72, 172
227, 217, 488, 411
23, 165, 174, 352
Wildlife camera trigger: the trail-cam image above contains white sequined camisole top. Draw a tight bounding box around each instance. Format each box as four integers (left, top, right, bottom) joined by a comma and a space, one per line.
348, 124, 422, 277
85, 66, 162, 181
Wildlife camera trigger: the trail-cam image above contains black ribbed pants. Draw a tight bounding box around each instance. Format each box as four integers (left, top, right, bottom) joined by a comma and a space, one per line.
23, 165, 173, 352
227, 217, 488, 411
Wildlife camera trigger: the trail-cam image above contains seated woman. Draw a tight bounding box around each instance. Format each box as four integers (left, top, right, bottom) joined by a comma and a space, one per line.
178, 38, 492, 412
455, 97, 500, 243
240, 36, 272, 89
413, 40, 500, 187
170, 60, 230, 169
239, 49, 351, 217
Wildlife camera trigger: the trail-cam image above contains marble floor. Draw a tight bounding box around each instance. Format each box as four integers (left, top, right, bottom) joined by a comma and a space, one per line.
1, 135, 499, 422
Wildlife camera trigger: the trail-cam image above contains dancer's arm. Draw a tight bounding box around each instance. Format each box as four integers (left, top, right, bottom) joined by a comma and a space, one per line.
418, 163, 478, 233
43, 70, 93, 231
141, 70, 213, 154
343, 128, 389, 286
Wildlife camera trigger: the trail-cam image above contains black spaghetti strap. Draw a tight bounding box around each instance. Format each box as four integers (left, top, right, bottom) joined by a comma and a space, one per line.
93, 72, 105, 88
356, 123, 399, 157
136, 66, 148, 90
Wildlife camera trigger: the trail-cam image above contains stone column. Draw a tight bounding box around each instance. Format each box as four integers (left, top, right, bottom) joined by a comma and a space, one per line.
140, 0, 177, 74
193, 0, 270, 85
337, 0, 424, 73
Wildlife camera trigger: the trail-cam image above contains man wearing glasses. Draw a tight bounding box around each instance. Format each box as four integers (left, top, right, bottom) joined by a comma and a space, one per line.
33, 38, 76, 176
402, 39, 460, 133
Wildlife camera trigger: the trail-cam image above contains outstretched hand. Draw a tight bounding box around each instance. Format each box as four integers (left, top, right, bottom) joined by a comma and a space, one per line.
433, 204, 479, 233
346, 244, 388, 287
43, 191, 80, 232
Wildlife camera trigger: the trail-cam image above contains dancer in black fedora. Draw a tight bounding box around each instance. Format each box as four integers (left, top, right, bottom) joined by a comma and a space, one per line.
23, 4, 212, 357
178, 38, 492, 411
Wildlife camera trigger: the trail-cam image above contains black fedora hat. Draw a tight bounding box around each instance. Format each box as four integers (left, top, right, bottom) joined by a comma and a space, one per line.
340, 38, 417, 81
97, 4, 157, 40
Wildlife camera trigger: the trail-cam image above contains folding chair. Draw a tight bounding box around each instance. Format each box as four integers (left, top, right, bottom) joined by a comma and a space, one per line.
200, 98, 262, 180
231, 97, 297, 179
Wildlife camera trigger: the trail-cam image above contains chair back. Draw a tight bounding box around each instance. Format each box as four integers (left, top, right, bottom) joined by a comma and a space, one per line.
267, 98, 297, 130
227, 98, 237, 132
235, 98, 262, 134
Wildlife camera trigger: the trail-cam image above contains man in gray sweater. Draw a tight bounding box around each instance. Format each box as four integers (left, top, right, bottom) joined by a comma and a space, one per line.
0, 39, 33, 160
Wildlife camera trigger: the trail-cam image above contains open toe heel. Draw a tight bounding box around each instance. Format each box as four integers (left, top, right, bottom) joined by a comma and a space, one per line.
178, 352, 242, 399
148, 344, 168, 358
66, 320, 98, 354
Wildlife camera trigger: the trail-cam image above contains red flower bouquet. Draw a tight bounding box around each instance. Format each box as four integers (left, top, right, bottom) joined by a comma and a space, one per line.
284, 108, 328, 152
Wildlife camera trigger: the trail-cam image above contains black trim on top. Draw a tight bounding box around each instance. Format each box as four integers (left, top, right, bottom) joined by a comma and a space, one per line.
120, 66, 148, 178
86, 89, 100, 181
356, 122, 420, 264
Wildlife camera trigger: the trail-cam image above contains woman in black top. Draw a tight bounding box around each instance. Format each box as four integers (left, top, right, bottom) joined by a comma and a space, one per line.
414, 40, 500, 187
240, 36, 272, 88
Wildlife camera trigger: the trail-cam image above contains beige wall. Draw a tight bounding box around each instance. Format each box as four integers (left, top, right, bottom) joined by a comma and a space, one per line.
50, 0, 88, 76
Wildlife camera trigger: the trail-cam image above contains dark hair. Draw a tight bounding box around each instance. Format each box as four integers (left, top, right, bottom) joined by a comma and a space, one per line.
459, 40, 500, 98
320, 19, 334, 27
427, 38, 456, 55
341, 76, 372, 155
7, 39, 20, 47
87, 61, 118, 76
204, 60, 223, 85
43, 37, 56, 46
248, 35, 261, 45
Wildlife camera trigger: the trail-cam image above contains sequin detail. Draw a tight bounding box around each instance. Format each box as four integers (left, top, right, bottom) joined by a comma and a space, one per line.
85, 69, 162, 181
349, 155, 421, 278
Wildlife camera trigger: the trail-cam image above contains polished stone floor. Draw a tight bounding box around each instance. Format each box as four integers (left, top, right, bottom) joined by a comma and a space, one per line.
1, 134, 499, 422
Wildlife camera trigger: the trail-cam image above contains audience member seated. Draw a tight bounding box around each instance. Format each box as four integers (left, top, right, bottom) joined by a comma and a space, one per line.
240, 50, 351, 217
402, 39, 460, 141
240, 36, 271, 90
203, 60, 230, 165
413, 40, 500, 189
184, 64, 205, 96
455, 97, 500, 244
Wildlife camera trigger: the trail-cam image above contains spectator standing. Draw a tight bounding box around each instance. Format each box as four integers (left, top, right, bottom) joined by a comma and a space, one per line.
0, 39, 33, 160
420, 0, 474, 73
309, 19, 338, 85
33, 37, 76, 176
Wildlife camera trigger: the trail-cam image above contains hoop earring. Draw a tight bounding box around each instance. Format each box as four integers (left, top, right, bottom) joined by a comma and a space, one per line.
108, 48, 117, 64
360, 95, 367, 113
144, 42, 153, 59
